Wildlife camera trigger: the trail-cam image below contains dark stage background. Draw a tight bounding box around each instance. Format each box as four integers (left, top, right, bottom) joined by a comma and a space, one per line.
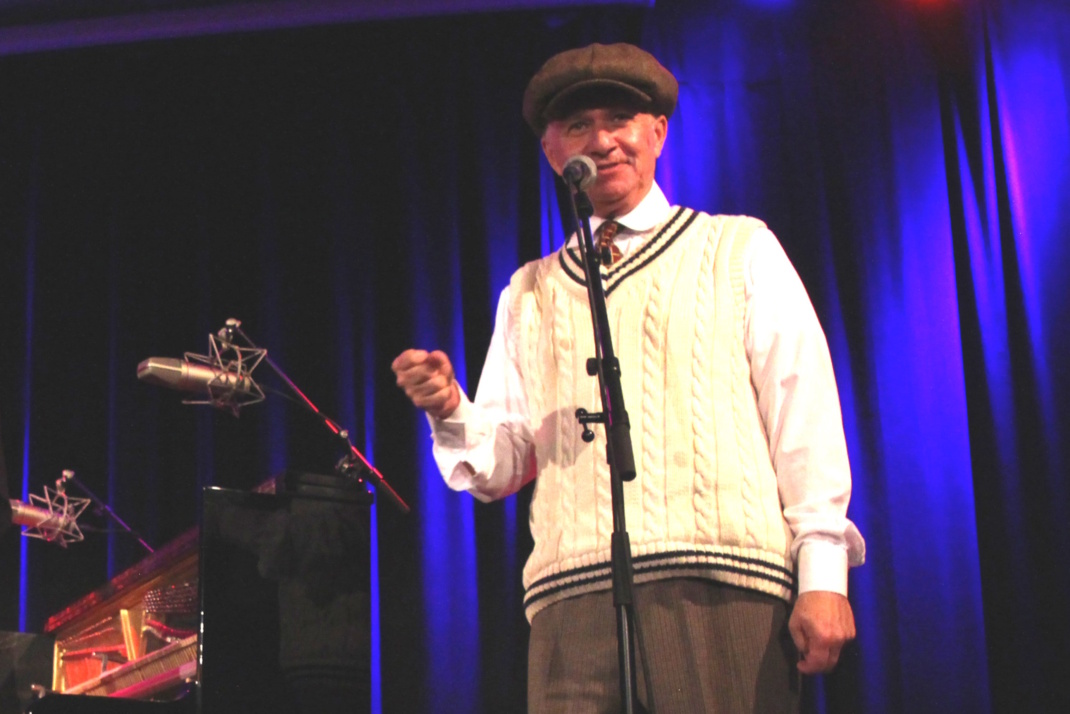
1, 0, 1068, 712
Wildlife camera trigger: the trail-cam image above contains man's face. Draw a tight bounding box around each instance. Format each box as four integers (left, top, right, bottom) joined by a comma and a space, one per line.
541, 106, 668, 218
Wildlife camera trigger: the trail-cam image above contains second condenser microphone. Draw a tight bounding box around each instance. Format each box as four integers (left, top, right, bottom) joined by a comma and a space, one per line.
136, 357, 258, 396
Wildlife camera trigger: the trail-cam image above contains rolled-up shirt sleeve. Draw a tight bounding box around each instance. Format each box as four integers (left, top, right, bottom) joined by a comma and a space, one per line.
744, 228, 866, 596
428, 287, 537, 503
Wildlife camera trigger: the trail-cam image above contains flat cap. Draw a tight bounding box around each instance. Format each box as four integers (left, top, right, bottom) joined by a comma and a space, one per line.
522, 43, 678, 135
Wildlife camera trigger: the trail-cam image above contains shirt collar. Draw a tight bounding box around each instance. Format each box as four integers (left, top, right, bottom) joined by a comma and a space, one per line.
590, 182, 672, 235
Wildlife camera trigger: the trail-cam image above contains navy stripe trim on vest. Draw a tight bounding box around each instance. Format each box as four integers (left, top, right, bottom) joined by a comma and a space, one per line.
604, 209, 699, 294
526, 548, 794, 592
526, 548, 796, 590
523, 549, 795, 610
523, 556, 795, 611
557, 207, 693, 292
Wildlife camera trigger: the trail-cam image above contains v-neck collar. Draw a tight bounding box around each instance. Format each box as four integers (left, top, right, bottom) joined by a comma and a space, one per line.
558, 206, 698, 295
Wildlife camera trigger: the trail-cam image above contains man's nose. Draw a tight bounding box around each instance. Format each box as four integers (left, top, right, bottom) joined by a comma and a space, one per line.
587, 126, 617, 154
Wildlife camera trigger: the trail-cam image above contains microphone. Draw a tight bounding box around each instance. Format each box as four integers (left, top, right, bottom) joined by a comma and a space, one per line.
137, 357, 259, 396
138, 322, 267, 416
10, 500, 77, 536
10, 484, 90, 547
562, 155, 597, 190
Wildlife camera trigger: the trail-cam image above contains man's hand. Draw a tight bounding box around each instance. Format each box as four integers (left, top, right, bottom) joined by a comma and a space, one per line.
788, 591, 856, 674
391, 349, 461, 420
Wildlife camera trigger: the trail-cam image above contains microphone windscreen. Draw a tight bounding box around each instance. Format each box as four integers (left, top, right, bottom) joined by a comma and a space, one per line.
563, 155, 597, 189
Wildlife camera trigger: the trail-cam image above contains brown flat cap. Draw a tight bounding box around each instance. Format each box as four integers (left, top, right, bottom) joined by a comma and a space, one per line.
522, 43, 678, 135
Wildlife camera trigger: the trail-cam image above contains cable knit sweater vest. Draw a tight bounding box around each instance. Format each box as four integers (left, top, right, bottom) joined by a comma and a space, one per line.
509, 208, 795, 622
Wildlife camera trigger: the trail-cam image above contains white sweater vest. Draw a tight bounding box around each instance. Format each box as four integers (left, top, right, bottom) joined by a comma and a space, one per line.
509, 209, 795, 621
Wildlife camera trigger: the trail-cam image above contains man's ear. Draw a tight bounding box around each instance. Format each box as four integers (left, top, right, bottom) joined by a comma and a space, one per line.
540, 134, 563, 175
653, 115, 668, 158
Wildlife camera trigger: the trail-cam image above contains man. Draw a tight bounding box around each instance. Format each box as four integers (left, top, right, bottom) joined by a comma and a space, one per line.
393, 43, 864, 713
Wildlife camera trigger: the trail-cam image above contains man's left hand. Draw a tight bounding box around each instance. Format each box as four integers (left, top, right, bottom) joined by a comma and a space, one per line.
788, 591, 856, 674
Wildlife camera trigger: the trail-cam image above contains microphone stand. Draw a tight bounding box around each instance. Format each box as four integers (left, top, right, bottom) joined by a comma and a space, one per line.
62, 472, 155, 554
225, 322, 410, 515
563, 181, 649, 714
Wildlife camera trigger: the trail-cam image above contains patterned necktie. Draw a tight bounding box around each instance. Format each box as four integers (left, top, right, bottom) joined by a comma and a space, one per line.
597, 220, 622, 266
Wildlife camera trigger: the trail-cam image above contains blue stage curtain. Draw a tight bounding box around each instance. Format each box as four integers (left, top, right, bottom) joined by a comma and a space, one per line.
0, 2, 1067, 712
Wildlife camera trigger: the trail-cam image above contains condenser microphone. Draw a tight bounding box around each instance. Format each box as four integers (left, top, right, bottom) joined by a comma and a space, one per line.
562, 155, 597, 190
9, 499, 78, 536
136, 357, 259, 396
10, 483, 90, 547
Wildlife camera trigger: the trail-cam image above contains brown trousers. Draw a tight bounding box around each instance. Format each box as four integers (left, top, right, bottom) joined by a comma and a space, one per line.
528, 579, 800, 714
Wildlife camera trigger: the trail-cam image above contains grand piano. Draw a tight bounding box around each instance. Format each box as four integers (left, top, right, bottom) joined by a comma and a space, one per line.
28, 473, 372, 714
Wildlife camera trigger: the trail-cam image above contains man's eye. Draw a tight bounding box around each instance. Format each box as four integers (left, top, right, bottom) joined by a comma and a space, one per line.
568, 121, 589, 133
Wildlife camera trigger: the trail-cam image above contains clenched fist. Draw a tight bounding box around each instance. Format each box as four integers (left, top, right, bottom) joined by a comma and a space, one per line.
391, 349, 461, 420
788, 590, 856, 674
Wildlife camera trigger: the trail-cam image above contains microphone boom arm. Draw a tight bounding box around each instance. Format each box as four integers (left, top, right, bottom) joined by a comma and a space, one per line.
222, 321, 410, 514
62, 471, 155, 554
